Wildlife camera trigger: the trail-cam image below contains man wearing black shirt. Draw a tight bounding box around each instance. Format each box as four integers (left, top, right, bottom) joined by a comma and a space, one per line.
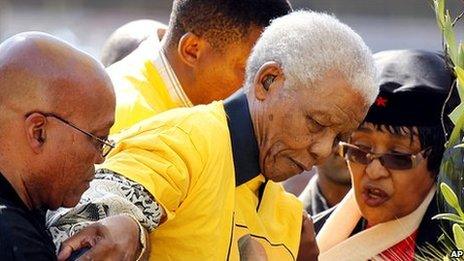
0, 174, 56, 259
0, 32, 141, 260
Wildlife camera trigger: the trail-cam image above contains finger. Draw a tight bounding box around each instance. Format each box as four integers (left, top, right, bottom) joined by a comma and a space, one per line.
58, 237, 93, 261
58, 226, 101, 260
302, 211, 315, 235
57, 244, 73, 261
77, 239, 117, 261
60, 234, 92, 252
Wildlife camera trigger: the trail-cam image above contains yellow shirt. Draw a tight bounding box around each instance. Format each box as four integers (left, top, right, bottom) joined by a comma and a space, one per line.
235, 176, 303, 260
107, 35, 192, 134
101, 92, 302, 260
102, 102, 236, 260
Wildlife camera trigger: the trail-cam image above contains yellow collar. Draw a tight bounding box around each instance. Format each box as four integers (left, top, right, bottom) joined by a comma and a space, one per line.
139, 35, 193, 108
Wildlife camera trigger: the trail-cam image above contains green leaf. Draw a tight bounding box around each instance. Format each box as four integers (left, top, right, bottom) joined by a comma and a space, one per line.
449, 113, 464, 147
434, 0, 446, 27
432, 213, 464, 224
443, 13, 458, 64
456, 66, 464, 90
449, 102, 464, 124
458, 43, 464, 69
453, 224, 464, 249
440, 183, 464, 216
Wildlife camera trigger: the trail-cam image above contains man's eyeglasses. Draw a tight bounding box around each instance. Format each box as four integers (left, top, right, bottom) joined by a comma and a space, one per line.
339, 142, 430, 170
25, 111, 115, 157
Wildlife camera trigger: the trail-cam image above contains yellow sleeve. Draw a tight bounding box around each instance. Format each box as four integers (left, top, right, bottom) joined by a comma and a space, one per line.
110, 100, 153, 134
100, 126, 205, 222
109, 76, 161, 135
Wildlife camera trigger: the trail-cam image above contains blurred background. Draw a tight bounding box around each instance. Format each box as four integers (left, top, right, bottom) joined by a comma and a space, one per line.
0, 0, 463, 60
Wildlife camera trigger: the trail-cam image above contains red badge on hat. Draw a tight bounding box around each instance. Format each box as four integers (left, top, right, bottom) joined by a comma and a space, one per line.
375, 96, 388, 107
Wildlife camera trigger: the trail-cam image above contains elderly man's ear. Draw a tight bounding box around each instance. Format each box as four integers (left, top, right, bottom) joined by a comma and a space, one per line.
254, 61, 284, 101
24, 113, 47, 153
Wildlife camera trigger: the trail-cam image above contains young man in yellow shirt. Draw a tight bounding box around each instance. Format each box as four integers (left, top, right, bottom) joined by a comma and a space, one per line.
50, 11, 379, 260
107, 0, 292, 134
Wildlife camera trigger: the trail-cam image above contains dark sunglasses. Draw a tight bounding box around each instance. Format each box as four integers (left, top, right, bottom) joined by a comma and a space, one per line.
339, 142, 431, 170
25, 111, 115, 157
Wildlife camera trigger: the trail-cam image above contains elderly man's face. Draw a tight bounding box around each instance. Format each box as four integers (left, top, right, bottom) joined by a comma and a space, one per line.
255, 71, 368, 182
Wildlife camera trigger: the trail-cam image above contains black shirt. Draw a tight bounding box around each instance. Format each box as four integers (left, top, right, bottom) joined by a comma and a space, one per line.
223, 89, 261, 186
0, 173, 56, 260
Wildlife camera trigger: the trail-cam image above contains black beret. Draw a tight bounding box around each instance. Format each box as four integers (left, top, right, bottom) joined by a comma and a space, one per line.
365, 49, 456, 127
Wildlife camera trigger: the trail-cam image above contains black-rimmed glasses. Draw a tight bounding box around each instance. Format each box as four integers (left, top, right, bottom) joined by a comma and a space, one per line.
25, 111, 115, 157
339, 142, 430, 170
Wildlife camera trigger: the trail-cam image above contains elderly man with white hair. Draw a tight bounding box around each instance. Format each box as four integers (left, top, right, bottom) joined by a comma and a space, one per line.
49, 11, 378, 261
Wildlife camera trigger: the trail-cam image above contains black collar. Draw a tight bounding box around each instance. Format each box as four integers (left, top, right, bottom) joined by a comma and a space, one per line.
223, 90, 261, 186
0, 172, 49, 227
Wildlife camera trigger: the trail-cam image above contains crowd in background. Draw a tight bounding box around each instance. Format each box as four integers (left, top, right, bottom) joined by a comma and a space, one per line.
0, 0, 460, 260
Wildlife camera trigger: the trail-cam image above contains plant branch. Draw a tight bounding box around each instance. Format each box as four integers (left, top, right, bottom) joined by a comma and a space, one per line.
452, 9, 464, 26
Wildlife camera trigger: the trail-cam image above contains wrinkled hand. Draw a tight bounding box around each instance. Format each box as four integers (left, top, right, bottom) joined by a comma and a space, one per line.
57, 214, 142, 261
297, 211, 319, 261
238, 234, 268, 261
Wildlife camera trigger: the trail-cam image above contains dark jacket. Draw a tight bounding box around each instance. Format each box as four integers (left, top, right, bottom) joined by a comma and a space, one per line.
0, 173, 56, 260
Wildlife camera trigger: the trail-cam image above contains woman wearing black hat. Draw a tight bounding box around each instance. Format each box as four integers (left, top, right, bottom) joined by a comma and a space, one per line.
313, 49, 457, 260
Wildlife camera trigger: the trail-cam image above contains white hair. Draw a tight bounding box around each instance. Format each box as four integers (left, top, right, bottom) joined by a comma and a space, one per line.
245, 11, 378, 104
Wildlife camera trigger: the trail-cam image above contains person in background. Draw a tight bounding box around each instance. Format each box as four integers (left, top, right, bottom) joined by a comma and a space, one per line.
0, 32, 143, 260
107, 0, 292, 134
100, 19, 167, 67
299, 152, 351, 216
314, 49, 458, 260
50, 11, 378, 260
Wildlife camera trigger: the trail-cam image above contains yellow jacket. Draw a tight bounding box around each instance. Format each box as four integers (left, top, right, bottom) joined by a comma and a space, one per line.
101, 92, 303, 260
235, 176, 303, 260
107, 35, 192, 134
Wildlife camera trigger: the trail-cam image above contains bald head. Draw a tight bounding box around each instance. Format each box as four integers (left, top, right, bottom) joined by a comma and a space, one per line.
0, 32, 116, 210
101, 19, 167, 67
0, 32, 114, 117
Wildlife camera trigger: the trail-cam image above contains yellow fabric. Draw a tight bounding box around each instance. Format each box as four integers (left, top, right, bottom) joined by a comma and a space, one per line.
102, 102, 237, 260
103, 66, 302, 259
235, 176, 303, 261
107, 37, 192, 134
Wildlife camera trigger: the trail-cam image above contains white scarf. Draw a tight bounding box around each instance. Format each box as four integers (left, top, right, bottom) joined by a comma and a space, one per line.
316, 187, 436, 261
